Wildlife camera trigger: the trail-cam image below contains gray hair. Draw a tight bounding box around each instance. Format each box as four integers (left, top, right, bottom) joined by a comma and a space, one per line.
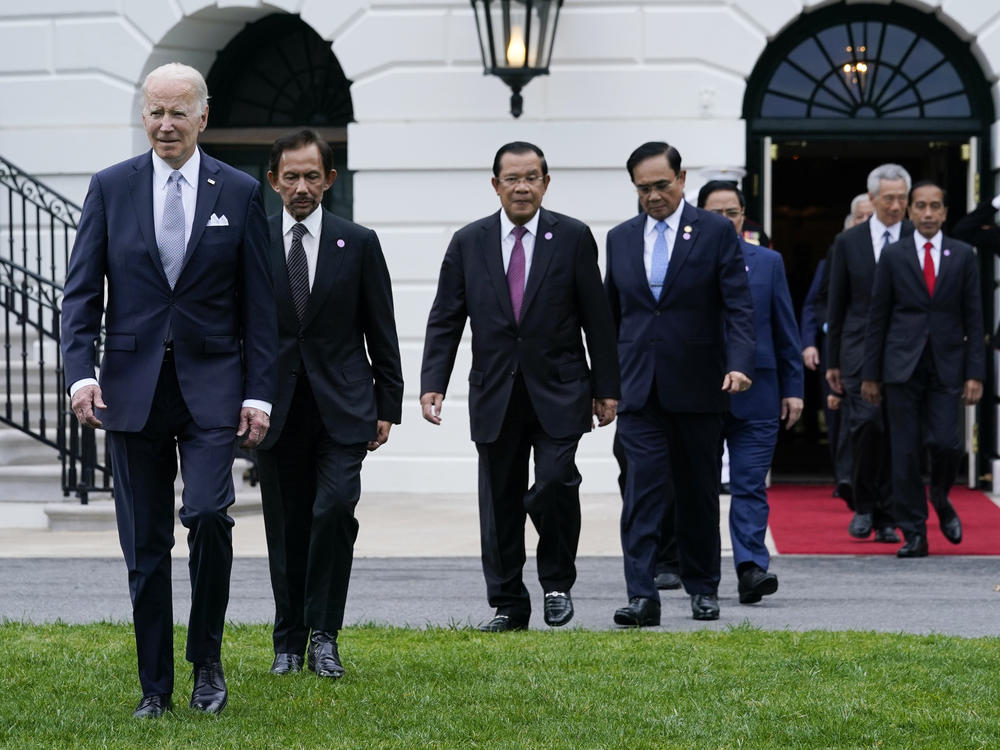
843, 213, 854, 231
142, 62, 209, 114
867, 164, 912, 197
849, 192, 869, 214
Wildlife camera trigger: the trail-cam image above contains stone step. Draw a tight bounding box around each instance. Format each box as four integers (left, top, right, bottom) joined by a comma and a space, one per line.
0, 359, 63, 395
0, 428, 64, 465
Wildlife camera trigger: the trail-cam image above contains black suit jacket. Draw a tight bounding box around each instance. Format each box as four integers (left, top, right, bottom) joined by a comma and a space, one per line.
826, 218, 913, 377
420, 207, 620, 443
862, 234, 985, 386
604, 203, 756, 414
259, 209, 403, 449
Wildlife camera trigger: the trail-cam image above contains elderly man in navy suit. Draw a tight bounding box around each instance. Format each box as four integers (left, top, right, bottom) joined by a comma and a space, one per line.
255, 129, 403, 679
861, 180, 984, 557
605, 142, 756, 625
699, 181, 803, 603
62, 63, 276, 718
420, 142, 620, 632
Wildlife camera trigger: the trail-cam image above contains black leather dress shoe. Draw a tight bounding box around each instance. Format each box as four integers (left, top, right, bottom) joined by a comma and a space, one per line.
738, 566, 778, 604
543, 592, 573, 627
308, 630, 345, 678
270, 653, 304, 675
190, 661, 227, 714
654, 571, 682, 590
691, 593, 720, 621
934, 499, 963, 544
873, 526, 901, 543
848, 512, 873, 538
897, 534, 929, 558
613, 597, 661, 627
478, 614, 529, 632
133, 694, 172, 719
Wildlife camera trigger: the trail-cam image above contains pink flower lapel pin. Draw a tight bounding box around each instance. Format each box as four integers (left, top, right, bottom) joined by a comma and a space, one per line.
544, 231, 553, 240
943, 249, 950, 256
337, 239, 346, 248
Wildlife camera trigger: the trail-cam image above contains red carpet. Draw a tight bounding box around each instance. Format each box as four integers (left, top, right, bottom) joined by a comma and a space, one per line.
767, 484, 1000, 555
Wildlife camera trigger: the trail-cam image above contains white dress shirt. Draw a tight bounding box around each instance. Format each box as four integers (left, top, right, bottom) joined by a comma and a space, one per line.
869, 215, 902, 262
914, 230, 942, 277
499, 209, 540, 293
281, 205, 323, 290
643, 199, 685, 280
152, 149, 199, 252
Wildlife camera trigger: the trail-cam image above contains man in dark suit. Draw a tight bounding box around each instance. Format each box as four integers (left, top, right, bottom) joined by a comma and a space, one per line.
61, 63, 276, 717
826, 164, 912, 544
420, 141, 620, 632
605, 142, 755, 625
255, 129, 402, 678
861, 180, 984, 557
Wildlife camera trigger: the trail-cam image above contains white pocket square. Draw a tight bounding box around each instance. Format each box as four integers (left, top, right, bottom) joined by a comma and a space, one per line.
207, 213, 229, 227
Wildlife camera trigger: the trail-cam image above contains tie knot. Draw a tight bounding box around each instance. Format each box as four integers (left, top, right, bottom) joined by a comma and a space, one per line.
512, 225, 527, 240
168, 170, 183, 187
924, 241, 933, 252
655, 220, 668, 235
292, 223, 307, 241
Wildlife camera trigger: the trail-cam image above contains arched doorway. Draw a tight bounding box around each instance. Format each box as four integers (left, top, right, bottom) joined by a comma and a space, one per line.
200, 13, 355, 218
742, 2, 995, 482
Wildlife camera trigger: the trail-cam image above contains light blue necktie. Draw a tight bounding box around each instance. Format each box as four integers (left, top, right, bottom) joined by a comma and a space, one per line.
159, 171, 186, 288
649, 220, 669, 300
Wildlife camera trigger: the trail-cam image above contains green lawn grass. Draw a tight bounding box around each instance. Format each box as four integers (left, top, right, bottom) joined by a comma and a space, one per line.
2, 622, 999, 749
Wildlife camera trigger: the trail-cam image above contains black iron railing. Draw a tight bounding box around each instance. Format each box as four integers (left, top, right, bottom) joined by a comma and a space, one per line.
0, 154, 110, 503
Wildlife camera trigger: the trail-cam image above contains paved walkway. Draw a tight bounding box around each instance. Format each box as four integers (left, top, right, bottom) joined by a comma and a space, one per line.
1, 492, 997, 636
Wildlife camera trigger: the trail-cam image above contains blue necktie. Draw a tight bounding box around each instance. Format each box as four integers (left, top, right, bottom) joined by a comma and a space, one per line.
881, 230, 891, 250
650, 220, 669, 300
159, 171, 186, 288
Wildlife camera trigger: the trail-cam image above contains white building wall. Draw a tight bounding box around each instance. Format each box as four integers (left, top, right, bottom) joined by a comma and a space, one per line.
0, 0, 998, 493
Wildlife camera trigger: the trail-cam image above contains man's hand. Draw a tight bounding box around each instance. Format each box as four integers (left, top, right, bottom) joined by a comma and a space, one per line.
964, 379, 983, 405
802, 346, 820, 371
592, 398, 618, 428
368, 420, 393, 451
722, 371, 752, 393
71, 384, 106, 429
826, 393, 842, 411
420, 392, 444, 425
781, 397, 804, 429
237, 407, 270, 448
825, 367, 843, 395
861, 380, 881, 406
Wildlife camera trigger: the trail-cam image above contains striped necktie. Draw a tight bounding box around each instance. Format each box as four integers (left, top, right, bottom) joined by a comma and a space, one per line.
287, 223, 310, 321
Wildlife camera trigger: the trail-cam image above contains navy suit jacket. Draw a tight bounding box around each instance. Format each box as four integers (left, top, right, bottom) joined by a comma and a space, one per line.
421, 207, 620, 443
604, 202, 756, 414
260, 209, 403, 449
61, 148, 277, 431
862, 234, 985, 386
729, 240, 803, 421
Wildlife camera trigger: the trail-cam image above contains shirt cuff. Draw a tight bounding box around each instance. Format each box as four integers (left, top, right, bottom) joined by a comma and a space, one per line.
69, 378, 99, 398
242, 399, 271, 416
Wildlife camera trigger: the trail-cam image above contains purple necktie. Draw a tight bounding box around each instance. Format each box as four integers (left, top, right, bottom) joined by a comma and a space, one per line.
508, 225, 527, 323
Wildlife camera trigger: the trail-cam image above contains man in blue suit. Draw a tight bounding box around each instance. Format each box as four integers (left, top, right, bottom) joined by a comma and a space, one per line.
61, 63, 277, 717
862, 180, 984, 557
699, 181, 803, 603
605, 142, 756, 624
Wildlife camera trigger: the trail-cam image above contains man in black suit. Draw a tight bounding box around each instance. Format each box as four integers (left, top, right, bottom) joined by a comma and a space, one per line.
420, 141, 620, 632
62, 63, 276, 718
861, 180, 984, 557
605, 142, 756, 625
256, 129, 403, 676
826, 164, 912, 543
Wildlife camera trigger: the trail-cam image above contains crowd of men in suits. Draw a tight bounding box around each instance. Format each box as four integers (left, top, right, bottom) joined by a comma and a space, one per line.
60, 62, 986, 718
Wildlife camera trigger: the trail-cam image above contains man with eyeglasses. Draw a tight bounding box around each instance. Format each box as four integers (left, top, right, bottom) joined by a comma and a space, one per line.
605, 142, 755, 625
420, 141, 620, 632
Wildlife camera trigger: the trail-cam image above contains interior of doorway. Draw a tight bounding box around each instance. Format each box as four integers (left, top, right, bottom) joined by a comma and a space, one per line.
765, 137, 970, 481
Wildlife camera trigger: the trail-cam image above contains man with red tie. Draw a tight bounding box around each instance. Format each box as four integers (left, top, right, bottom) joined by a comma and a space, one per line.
420, 142, 620, 631
861, 180, 985, 557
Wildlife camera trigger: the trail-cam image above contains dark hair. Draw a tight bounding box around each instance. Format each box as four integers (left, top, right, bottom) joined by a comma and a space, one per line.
626, 141, 682, 180
909, 179, 949, 207
492, 141, 548, 177
269, 129, 335, 175
697, 180, 745, 210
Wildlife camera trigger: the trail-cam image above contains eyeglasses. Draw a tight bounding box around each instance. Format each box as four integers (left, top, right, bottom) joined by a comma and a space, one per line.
710, 208, 745, 219
635, 179, 678, 196
499, 174, 544, 187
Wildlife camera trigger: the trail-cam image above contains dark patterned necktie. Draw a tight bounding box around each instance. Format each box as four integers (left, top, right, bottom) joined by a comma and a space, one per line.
287, 223, 309, 321
508, 226, 527, 322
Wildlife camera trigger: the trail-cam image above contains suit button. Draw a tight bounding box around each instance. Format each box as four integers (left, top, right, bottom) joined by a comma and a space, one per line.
654, 310, 661, 316
510, 371, 516, 377
290, 369, 299, 377
517, 337, 523, 342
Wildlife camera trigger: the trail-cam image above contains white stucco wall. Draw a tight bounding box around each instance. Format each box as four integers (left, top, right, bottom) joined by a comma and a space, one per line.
0, 0, 998, 492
